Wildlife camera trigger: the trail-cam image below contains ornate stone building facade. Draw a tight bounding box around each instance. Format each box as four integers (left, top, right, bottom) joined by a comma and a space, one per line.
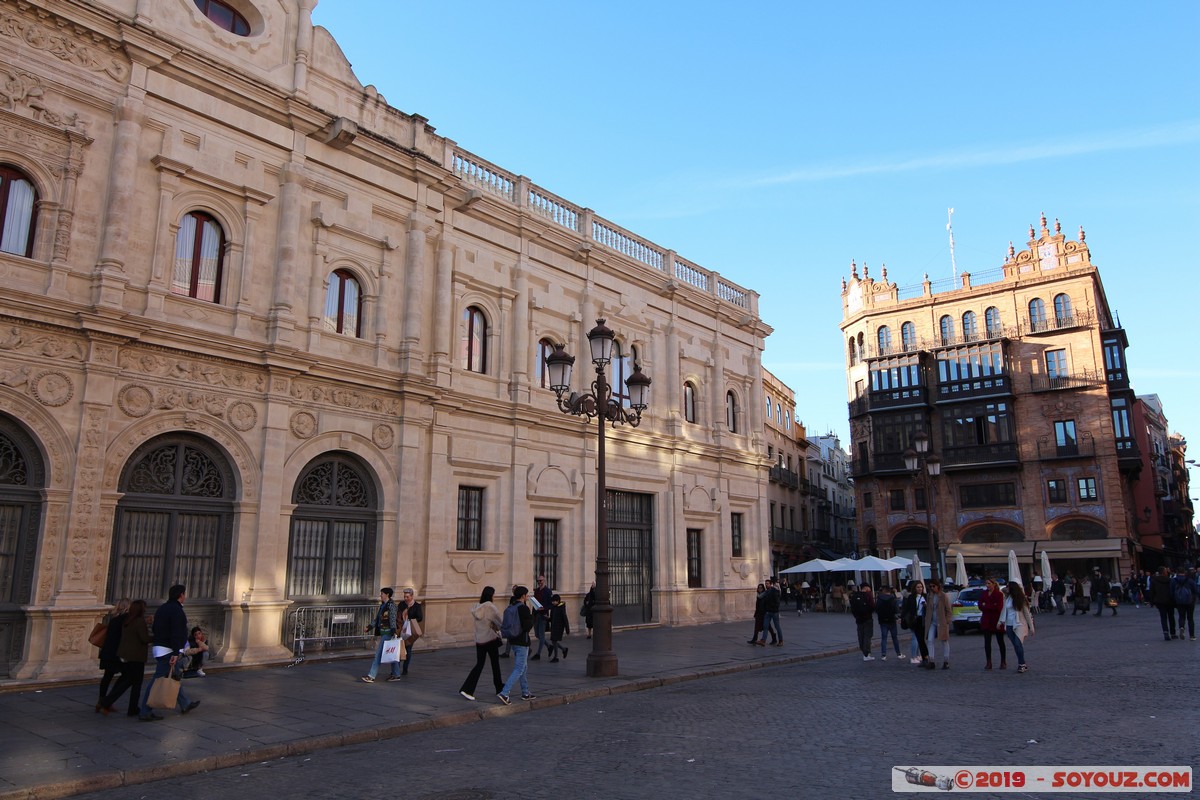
841, 216, 1140, 583
0, 0, 770, 681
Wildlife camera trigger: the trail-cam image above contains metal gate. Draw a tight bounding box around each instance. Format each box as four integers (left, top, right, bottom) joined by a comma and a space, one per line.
607, 490, 653, 626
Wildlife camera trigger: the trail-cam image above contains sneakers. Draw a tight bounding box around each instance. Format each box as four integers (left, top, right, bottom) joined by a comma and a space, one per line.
881, 655, 887, 661
862, 655, 875, 661
459, 691, 475, 701
1017, 664, 1029, 673
360, 676, 375, 683
497, 693, 510, 705
386, 675, 402, 682
896, 655, 907, 662
521, 693, 536, 700
195, 669, 206, 677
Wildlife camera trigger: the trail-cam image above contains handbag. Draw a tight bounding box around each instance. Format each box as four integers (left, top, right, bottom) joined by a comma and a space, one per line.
381, 637, 405, 663
88, 622, 108, 649
146, 674, 181, 709
1105, 597, 1119, 608
402, 618, 422, 645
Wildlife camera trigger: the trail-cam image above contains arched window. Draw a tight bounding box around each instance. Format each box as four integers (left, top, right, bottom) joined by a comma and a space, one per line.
536, 338, 555, 388
0, 165, 37, 258
194, 0, 250, 35
287, 454, 377, 599
172, 211, 225, 302
776, 402, 782, 423
985, 307, 1002, 338
848, 337, 858, 366
726, 391, 738, 433
766, 397, 773, 420
939, 315, 954, 346
461, 306, 488, 373
322, 269, 362, 337
901, 321, 916, 351
683, 382, 696, 424
611, 343, 637, 407
1028, 298, 1047, 331
1053, 293, 1073, 325
785, 410, 791, 430
877, 326, 892, 355
962, 311, 978, 341
109, 435, 236, 609
0, 416, 45, 678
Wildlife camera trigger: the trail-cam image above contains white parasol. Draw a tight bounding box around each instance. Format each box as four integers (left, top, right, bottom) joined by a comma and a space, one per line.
779, 558, 839, 574
1007, 549, 1022, 587
1040, 550, 1053, 584
955, 552, 969, 588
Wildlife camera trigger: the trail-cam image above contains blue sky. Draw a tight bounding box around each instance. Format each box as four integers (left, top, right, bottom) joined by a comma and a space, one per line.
313, 2, 1200, 469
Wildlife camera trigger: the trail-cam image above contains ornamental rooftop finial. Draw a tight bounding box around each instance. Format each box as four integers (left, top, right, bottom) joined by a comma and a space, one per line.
1078, 226, 1086, 242
850, 259, 858, 279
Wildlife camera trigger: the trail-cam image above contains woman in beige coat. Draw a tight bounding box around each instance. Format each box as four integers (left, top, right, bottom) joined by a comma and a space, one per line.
458, 586, 503, 701
926, 579, 953, 669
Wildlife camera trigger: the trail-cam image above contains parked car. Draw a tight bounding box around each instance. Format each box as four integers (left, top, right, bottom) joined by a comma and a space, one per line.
952, 586, 986, 635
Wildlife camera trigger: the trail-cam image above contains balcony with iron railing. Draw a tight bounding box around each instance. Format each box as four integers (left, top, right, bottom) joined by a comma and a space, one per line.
940, 442, 1020, 469
1022, 309, 1096, 336
451, 150, 754, 313
769, 465, 800, 489
1035, 433, 1096, 461
770, 527, 805, 546
850, 452, 912, 477
935, 372, 1013, 403
848, 384, 930, 417
1028, 369, 1105, 393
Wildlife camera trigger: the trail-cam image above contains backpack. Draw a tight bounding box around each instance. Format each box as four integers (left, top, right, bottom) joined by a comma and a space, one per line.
1172, 578, 1195, 606
848, 591, 871, 621
500, 603, 522, 640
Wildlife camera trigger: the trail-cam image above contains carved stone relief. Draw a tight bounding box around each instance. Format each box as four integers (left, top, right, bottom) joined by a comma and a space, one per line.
371, 423, 394, 449
30, 370, 73, 406
290, 411, 317, 439
118, 350, 266, 392
289, 380, 400, 415
0, 9, 129, 83
226, 401, 258, 432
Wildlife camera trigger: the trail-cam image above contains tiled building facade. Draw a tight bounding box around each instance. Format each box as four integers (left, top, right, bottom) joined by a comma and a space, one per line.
840, 215, 1143, 583
0, 0, 771, 681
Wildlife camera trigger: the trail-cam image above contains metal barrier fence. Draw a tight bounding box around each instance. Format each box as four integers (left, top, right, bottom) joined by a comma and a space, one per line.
285, 603, 377, 666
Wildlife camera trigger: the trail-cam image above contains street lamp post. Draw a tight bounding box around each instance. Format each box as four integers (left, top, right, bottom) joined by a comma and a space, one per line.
903, 430, 942, 582
545, 319, 651, 678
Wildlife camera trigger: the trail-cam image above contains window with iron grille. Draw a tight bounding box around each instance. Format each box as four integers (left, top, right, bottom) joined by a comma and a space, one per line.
456, 487, 484, 550
534, 519, 559, 589
686, 529, 702, 588
730, 512, 743, 557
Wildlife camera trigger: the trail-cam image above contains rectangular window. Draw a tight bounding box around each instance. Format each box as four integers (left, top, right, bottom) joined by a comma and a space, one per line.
730, 512, 743, 557
862, 492, 873, 509
769, 501, 777, 527
533, 519, 558, 589
942, 402, 1014, 448
871, 412, 926, 454
914, 487, 927, 511
889, 489, 906, 511
959, 482, 1017, 508
1047, 479, 1067, 504
686, 529, 702, 588
456, 487, 484, 550
1078, 477, 1098, 501
1046, 349, 1068, 378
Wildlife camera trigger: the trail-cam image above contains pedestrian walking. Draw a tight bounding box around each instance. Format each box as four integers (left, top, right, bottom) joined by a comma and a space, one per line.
875, 584, 904, 661
95, 598, 129, 710
582, 582, 596, 639
926, 579, 952, 669
1070, 578, 1089, 616
501, 584, 518, 657
1050, 573, 1066, 615
849, 582, 876, 660
399, 588, 423, 676
361, 587, 402, 683
748, 582, 770, 645
756, 578, 783, 646
98, 599, 150, 717
531, 575, 553, 660
497, 585, 535, 704
1150, 566, 1177, 641
1092, 569, 1112, 616
547, 594, 570, 662
139, 584, 199, 720
1170, 567, 1196, 641
459, 586, 503, 701
1002, 582, 1035, 673
978, 578, 1007, 670
901, 581, 933, 669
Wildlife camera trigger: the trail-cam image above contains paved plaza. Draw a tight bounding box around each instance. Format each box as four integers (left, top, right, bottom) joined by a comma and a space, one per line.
2, 604, 1197, 799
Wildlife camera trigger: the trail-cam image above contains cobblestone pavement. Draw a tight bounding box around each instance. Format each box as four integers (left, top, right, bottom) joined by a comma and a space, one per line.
62, 606, 1199, 800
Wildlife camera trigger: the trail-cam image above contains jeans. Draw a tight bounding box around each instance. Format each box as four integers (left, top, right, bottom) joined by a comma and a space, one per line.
1053, 594, 1065, 614
927, 626, 950, 661
140, 653, 191, 716
910, 619, 929, 659
500, 644, 529, 698
879, 621, 901, 656
758, 611, 782, 643
1004, 628, 1026, 666
856, 620, 873, 656
460, 638, 503, 695
1158, 605, 1177, 637
533, 616, 550, 656
366, 633, 401, 679
1177, 604, 1195, 638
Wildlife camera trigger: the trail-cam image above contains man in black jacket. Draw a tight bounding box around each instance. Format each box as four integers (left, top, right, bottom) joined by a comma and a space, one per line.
139, 584, 199, 720
1050, 573, 1067, 615
755, 578, 783, 646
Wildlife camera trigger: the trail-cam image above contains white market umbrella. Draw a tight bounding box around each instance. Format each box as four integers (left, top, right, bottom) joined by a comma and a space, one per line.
888, 555, 929, 570
955, 552, 969, 588
780, 558, 839, 574
1040, 550, 1053, 584
855, 555, 907, 572
911, 553, 924, 583
1007, 549, 1022, 587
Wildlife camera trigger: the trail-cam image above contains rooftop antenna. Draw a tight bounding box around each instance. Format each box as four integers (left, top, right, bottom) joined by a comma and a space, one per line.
946, 207, 958, 280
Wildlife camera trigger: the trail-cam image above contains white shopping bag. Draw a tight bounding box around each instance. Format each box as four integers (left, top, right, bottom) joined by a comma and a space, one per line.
381, 637, 403, 663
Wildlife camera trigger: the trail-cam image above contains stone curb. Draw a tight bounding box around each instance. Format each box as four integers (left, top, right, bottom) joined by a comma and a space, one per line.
0, 644, 857, 800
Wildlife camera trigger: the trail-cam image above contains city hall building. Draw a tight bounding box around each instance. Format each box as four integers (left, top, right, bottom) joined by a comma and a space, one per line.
0, 0, 771, 681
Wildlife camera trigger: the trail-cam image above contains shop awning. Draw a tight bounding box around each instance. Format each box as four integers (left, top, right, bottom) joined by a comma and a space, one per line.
945, 538, 1124, 562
